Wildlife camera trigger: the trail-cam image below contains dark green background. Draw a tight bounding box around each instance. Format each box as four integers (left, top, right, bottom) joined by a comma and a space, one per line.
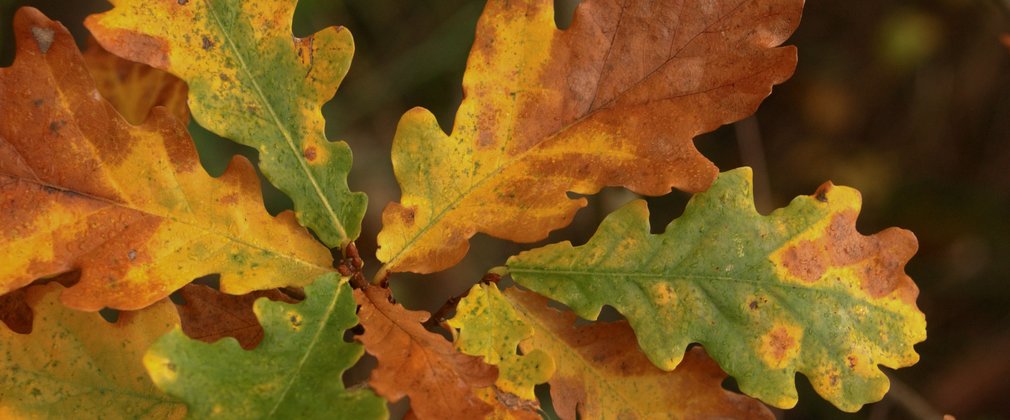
2, 0, 1008, 418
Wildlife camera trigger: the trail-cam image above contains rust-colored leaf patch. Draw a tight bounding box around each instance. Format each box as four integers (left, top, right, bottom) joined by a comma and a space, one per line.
0, 8, 333, 311
355, 285, 499, 419
174, 284, 297, 350
377, 0, 804, 274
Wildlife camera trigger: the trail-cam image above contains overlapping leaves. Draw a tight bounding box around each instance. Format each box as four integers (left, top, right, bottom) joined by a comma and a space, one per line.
145, 274, 386, 419
0, 283, 185, 418
377, 0, 803, 274
0, 8, 332, 311
449, 284, 774, 419
509, 168, 927, 411
87, 0, 367, 247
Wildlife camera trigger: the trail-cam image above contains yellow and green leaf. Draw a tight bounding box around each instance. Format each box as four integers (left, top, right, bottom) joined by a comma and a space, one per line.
450, 284, 775, 419
144, 273, 387, 419
0, 8, 332, 311
86, 0, 367, 247
0, 282, 185, 418
447, 283, 555, 401
376, 0, 803, 274
508, 168, 927, 412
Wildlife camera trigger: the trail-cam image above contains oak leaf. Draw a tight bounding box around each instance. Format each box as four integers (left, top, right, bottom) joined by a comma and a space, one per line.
355, 285, 499, 419
0, 8, 333, 311
173, 283, 296, 350
377, 0, 802, 274
508, 168, 927, 411
82, 38, 189, 125
145, 273, 387, 419
450, 284, 774, 419
0, 283, 185, 418
447, 283, 555, 400
87, 0, 367, 247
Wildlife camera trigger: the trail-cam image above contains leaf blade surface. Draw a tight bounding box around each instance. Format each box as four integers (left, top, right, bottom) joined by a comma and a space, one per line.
87, 0, 367, 246
378, 0, 803, 273
0, 8, 332, 310
508, 168, 927, 411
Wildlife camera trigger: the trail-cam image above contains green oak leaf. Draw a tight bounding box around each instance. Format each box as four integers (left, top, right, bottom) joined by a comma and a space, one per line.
508, 168, 926, 412
87, 0, 367, 246
143, 273, 387, 419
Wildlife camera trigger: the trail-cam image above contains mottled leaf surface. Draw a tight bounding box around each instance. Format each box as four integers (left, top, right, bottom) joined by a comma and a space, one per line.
447, 284, 555, 401
355, 285, 498, 419
452, 285, 773, 419
0, 283, 185, 418
509, 168, 926, 411
377, 0, 802, 273
82, 38, 189, 125
145, 274, 387, 419
174, 284, 296, 350
87, 0, 367, 246
0, 8, 333, 311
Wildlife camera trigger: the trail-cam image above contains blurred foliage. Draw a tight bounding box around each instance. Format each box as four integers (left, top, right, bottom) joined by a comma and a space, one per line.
3, 0, 1010, 418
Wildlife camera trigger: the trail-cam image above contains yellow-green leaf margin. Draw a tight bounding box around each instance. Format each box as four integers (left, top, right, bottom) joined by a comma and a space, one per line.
447, 283, 555, 400
508, 168, 927, 412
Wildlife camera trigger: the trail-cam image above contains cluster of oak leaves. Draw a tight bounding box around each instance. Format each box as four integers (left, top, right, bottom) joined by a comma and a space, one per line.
0, 0, 927, 419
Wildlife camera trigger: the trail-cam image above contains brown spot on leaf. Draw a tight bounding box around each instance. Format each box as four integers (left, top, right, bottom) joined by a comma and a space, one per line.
48, 120, 66, 134
303, 146, 317, 162
201, 36, 214, 50
32, 99, 44, 107
767, 327, 796, 361
177, 0, 188, 4
847, 355, 858, 369
780, 240, 827, 283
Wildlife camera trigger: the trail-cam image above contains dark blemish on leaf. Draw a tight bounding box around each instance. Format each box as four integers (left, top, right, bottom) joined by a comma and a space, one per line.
202, 36, 214, 50
30, 388, 41, 397
127, 250, 137, 261
303, 146, 317, 162
166, 362, 176, 372
178, 0, 188, 4
749, 300, 758, 310
847, 355, 857, 369
219, 73, 229, 82
814, 183, 831, 202
31, 27, 54, 54
48, 120, 65, 134
401, 207, 416, 226
32, 99, 44, 107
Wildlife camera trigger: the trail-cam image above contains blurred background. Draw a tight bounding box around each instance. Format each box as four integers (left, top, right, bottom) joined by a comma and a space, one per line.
2, 0, 1009, 418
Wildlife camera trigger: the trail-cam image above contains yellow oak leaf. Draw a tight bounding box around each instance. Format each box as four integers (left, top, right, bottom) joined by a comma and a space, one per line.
0, 8, 332, 311
377, 0, 802, 274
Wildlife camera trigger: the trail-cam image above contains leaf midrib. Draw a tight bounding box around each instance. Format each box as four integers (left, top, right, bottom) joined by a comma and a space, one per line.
2, 175, 328, 272
382, 2, 777, 269
265, 279, 344, 417
201, 0, 348, 243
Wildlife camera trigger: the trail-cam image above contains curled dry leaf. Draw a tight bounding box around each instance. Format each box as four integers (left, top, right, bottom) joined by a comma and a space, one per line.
82, 37, 189, 125
0, 8, 333, 311
173, 284, 296, 350
87, 0, 367, 246
354, 285, 500, 419
377, 0, 803, 274
0, 283, 185, 418
509, 168, 926, 411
